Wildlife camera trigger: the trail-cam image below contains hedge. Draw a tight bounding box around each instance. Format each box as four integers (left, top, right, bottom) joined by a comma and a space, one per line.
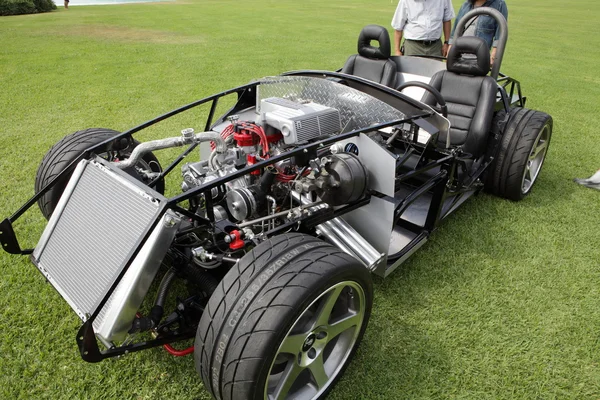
0, 0, 56, 16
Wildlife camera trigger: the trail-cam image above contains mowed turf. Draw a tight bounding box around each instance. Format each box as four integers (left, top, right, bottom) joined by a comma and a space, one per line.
1, 0, 599, 398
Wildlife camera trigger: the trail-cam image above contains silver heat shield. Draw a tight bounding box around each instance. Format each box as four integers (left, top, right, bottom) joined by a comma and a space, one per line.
32, 158, 180, 342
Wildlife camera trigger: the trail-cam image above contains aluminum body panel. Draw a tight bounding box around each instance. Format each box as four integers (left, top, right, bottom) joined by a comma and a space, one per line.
395, 186, 432, 227
388, 225, 418, 255
94, 210, 181, 342
441, 190, 476, 219
337, 133, 397, 197
390, 55, 447, 82
385, 235, 429, 277
342, 195, 395, 276
32, 159, 165, 323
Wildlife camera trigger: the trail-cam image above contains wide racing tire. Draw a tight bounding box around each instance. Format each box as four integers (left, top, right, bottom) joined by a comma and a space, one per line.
195, 233, 373, 400
34, 128, 164, 219
486, 108, 553, 201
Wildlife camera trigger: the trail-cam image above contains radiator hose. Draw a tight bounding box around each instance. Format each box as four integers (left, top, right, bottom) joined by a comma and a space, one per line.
129, 268, 177, 333
129, 264, 218, 334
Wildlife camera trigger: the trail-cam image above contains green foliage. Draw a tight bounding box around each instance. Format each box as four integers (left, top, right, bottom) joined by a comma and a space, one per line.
0, 0, 55, 16
0, 0, 600, 399
32, 0, 56, 13
0, 0, 36, 16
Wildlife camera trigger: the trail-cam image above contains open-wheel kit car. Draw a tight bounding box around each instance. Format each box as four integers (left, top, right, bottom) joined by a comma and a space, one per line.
1, 9, 552, 400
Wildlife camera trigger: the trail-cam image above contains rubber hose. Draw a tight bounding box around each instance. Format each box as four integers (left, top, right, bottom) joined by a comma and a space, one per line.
129, 268, 177, 333
148, 267, 177, 325
155, 267, 177, 308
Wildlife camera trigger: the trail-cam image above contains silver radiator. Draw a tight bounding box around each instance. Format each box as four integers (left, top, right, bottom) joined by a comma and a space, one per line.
33, 159, 180, 343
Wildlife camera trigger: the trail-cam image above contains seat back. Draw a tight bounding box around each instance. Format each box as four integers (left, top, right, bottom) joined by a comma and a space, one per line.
391, 56, 447, 100
341, 25, 397, 88
421, 37, 497, 157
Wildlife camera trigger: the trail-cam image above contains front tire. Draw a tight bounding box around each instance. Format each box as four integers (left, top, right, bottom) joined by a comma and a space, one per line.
195, 233, 373, 400
34, 128, 164, 219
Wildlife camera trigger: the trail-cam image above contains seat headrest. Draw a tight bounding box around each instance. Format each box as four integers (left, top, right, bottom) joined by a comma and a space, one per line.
357, 25, 391, 60
447, 36, 490, 76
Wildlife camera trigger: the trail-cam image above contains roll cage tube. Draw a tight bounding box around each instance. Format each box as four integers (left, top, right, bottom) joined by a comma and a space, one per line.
3, 82, 258, 226
453, 7, 508, 80
0, 71, 436, 255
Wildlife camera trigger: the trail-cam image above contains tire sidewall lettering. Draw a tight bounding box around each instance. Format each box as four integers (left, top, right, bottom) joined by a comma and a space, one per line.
211, 243, 316, 399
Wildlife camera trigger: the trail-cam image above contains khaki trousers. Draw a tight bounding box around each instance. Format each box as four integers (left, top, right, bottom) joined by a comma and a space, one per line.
403, 39, 442, 57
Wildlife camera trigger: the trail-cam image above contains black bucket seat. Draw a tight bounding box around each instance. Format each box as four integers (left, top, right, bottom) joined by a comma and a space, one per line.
341, 25, 397, 88
421, 36, 497, 158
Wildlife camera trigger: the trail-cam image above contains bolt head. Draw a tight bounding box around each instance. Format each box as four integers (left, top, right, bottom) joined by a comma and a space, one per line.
164, 215, 178, 227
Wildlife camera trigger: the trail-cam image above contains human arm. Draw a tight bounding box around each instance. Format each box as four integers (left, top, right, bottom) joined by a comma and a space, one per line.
394, 30, 404, 56
391, 0, 407, 55
491, 2, 508, 65
492, 1, 508, 49
448, 3, 466, 46
442, 20, 452, 56
442, 0, 456, 56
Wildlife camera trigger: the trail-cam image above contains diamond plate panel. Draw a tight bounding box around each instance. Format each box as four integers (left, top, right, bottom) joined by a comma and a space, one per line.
257, 76, 405, 133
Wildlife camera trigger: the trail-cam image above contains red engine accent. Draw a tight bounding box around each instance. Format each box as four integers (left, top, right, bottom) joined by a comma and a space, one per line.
163, 344, 194, 356
229, 230, 245, 250
233, 122, 260, 147
233, 131, 259, 147
265, 131, 283, 144
246, 154, 261, 176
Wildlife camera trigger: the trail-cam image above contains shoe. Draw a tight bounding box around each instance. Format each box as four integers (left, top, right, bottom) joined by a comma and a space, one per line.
574, 170, 600, 191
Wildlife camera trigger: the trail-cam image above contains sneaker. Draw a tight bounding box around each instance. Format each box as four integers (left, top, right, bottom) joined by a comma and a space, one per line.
574, 170, 600, 191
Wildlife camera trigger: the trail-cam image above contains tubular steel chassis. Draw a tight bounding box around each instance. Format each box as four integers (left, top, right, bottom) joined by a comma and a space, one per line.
0, 70, 515, 362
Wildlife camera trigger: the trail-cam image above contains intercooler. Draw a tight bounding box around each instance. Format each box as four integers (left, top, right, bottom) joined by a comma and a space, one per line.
32, 158, 180, 344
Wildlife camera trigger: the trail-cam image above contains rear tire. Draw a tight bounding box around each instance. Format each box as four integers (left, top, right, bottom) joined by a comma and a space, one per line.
486, 108, 553, 201
195, 233, 373, 400
34, 128, 164, 219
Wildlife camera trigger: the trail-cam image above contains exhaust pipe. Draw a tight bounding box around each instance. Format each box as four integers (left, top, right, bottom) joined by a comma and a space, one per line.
291, 192, 383, 271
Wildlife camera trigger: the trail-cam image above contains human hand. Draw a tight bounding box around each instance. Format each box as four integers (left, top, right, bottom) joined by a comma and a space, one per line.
395, 49, 403, 56
442, 44, 449, 57
490, 48, 497, 67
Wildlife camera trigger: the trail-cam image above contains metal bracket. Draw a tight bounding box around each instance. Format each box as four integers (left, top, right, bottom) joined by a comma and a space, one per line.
77, 318, 196, 363
0, 218, 28, 255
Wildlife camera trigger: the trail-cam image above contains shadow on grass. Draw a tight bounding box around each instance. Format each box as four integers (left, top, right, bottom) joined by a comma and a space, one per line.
327, 253, 453, 400
328, 165, 578, 399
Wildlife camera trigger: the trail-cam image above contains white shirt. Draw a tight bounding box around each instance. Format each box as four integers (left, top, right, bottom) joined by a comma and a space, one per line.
391, 0, 455, 41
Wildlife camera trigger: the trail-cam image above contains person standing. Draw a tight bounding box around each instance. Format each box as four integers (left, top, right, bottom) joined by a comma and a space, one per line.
449, 0, 508, 65
391, 0, 455, 57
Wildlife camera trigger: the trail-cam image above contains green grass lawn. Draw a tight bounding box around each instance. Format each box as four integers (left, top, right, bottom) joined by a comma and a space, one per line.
1, 0, 600, 398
